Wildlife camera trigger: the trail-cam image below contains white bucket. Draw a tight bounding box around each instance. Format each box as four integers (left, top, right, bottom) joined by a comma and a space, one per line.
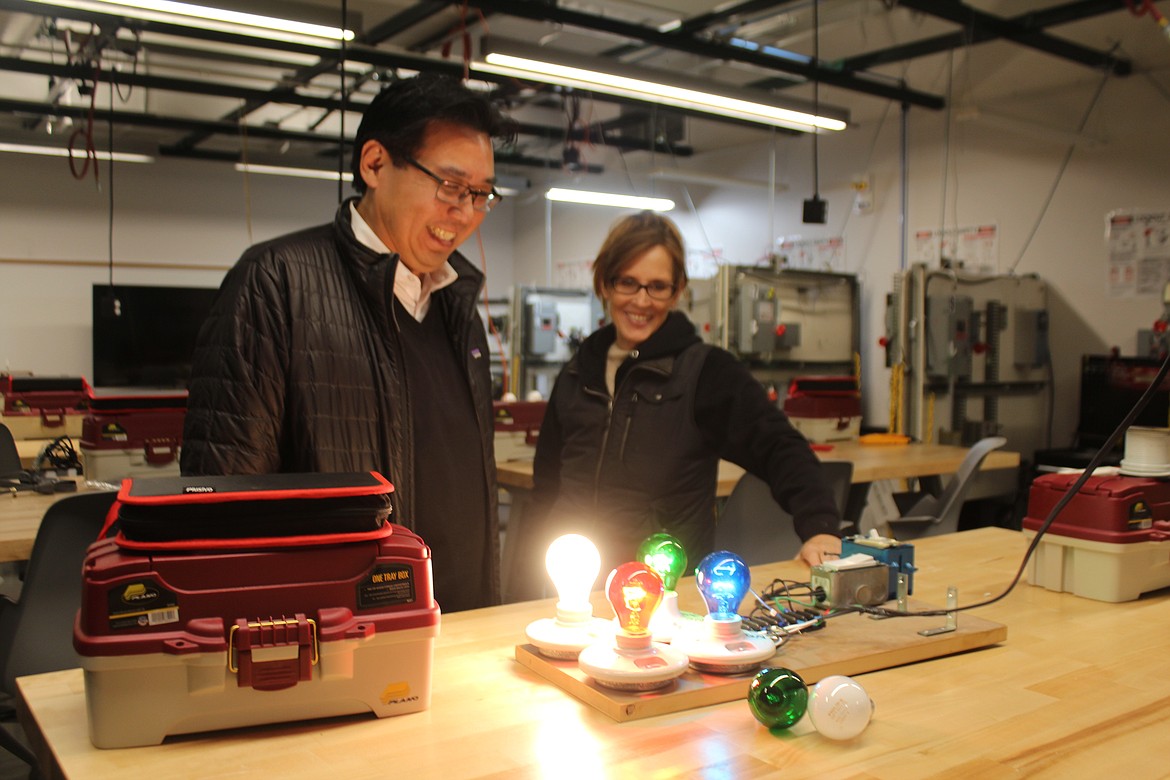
1119, 426, 1170, 477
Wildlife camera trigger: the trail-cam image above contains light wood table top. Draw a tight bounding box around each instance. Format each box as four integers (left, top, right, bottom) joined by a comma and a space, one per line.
497, 441, 1021, 495
0, 489, 78, 563
18, 527, 1170, 779
15, 438, 50, 469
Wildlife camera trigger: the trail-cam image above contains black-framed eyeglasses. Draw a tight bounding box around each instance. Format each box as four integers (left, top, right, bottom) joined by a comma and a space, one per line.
610, 277, 676, 300
404, 156, 501, 213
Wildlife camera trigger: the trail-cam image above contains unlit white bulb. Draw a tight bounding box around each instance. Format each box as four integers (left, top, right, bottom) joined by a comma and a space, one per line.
807, 675, 874, 740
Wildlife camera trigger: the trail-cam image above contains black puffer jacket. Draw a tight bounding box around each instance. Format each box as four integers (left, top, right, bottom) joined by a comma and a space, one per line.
181, 199, 500, 599
530, 311, 838, 574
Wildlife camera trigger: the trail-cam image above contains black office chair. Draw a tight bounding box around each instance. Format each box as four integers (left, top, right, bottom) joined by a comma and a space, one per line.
0, 490, 117, 777
716, 461, 854, 566
885, 436, 1008, 541
0, 424, 23, 483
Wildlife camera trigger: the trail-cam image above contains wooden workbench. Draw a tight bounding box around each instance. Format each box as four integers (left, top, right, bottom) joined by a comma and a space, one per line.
17, 528, 1170, 779
496, 440, 1021, 494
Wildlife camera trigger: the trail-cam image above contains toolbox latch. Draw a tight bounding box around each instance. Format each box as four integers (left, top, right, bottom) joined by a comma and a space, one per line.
228, 614, 318, 691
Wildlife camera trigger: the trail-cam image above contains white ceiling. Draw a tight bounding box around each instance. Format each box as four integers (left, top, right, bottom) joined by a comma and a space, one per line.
1, 0, 1167, 176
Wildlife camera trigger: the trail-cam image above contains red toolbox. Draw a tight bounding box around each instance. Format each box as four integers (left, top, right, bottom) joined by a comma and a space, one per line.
782, 375, 862, 443
73, 472, 440, 748
1022, 472, 1170, 602
0, 373, 89, 439
80, 391, 187, 483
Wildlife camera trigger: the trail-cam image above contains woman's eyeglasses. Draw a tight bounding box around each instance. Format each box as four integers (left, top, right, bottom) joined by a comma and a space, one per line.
610, 277, 676, 300
404, 156, 501, 213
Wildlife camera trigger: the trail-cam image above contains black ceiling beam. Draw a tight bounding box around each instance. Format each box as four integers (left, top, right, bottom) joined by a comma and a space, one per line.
512, 120, 692, 156
468, 0, 944, 109
165, 3, 454, 153
843, 0, 1129, 75
0, 56, 679, 156
0, 97, 334, 144
0, 56, 347, 113
603, 0, 798, 58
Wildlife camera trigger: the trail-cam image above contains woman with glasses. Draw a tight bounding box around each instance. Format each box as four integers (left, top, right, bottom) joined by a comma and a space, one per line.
183, 73, 514, 613
528, 211, 841, 579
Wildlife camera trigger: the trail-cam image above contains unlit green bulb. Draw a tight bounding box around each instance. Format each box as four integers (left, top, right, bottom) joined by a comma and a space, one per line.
748, 667, 808, 730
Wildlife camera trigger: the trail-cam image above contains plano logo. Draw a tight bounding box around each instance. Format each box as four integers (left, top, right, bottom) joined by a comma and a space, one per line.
183, 486, 216, 493
121, 583, 160, 604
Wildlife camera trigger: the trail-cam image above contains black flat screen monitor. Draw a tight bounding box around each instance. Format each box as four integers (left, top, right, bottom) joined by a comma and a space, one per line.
1077, 354, 1170, 449
92, 284, 218, 390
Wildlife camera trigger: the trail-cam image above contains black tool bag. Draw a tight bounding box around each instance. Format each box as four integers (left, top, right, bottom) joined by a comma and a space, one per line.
102, 471, 394, 545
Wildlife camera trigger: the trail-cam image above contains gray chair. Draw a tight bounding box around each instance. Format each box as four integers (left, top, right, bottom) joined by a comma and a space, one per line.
716, 461, 854, 566
0, 490, 117, 776
885, 436, 1008, 541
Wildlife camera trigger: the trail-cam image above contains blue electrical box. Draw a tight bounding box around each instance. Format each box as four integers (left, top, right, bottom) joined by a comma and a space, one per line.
842, 535, 915, 596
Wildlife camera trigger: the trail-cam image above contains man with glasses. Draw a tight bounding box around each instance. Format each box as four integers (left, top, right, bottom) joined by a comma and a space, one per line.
182, 73, 514, 612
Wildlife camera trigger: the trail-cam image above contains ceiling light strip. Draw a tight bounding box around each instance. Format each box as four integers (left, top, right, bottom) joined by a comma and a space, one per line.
0, 142, 154, 163
26, 0, 354, 44
546, 188, 674, 211
476, 54, 844, 133
234, 163, 352, 181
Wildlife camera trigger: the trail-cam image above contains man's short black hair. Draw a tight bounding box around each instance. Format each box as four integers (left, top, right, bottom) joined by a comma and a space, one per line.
350, 72, 514, 194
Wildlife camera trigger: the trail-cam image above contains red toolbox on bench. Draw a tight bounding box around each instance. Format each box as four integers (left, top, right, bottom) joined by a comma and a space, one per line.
73, 472, 440, 748
0, 373, 89, 439
80, 391, 187, 483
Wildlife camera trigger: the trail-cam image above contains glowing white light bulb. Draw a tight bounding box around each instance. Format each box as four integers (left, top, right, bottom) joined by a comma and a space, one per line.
547, 534, 600, 617
525, 534, 611, 659
807, 675, 874, 740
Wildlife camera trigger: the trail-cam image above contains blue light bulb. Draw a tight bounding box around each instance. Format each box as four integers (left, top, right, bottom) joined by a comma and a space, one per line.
695, 550, 751, 620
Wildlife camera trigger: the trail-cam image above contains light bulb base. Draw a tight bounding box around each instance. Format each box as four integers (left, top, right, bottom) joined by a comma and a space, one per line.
578, 636, 690, 691
673, 615, 776, 675
525, 616, 613, 660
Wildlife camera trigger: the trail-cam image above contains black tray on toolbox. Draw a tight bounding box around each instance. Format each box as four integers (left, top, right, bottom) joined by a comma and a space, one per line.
112, 471, 394, 541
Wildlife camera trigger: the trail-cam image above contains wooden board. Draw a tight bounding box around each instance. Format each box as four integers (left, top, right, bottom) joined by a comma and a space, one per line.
515, 601, 1006, 722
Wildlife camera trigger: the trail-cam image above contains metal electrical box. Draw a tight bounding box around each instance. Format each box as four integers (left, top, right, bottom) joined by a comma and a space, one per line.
886, 264, 1049, 454
511, 287, 602, 400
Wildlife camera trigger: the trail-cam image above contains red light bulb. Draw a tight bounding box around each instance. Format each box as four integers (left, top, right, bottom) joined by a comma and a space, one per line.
606, 561, 664, 637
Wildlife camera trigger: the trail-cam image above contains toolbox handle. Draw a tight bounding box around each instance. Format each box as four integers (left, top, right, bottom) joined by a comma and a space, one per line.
143, 439, 178, 465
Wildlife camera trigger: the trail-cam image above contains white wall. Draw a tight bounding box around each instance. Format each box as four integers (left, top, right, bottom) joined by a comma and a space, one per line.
0, 153, 514, 378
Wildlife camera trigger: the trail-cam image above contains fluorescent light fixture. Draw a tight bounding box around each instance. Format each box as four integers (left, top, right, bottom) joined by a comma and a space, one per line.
546, 188, 674, 211
0, 142, 154, 163
474, 38, 846, 134
235, 163, 352, 181
26, 0, 355, 45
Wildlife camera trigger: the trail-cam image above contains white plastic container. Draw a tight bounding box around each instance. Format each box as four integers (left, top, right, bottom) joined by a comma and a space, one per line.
80, 444, 181, 483
1022, 529, 1170, 603
79, 624, 437, 748
790, 414, 861, 443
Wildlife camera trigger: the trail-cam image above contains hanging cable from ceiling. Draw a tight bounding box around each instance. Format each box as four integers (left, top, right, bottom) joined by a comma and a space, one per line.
802, 0, 826, 224
338, 0, 347, 203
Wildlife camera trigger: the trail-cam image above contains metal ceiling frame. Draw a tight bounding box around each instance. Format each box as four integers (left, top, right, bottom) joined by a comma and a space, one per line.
0, 0, 1139, 170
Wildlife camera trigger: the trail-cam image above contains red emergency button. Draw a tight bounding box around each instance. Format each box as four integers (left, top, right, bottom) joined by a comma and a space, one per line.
878, 336, 890, 347
775, 324, 787, 337
1155, 320, 1168, 334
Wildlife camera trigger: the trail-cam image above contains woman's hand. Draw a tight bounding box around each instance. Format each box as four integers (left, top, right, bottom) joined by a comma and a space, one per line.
798, 533, 842, 567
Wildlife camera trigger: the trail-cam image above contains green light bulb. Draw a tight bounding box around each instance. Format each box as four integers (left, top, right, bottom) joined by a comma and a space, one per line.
748, 667, 808, 730
636, 533, 688, 592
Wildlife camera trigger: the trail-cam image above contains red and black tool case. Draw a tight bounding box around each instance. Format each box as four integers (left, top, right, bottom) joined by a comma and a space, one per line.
73, 471, 441, 748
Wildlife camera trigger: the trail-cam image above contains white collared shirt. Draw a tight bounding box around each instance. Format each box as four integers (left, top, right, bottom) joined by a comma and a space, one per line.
349, 202, 457, 322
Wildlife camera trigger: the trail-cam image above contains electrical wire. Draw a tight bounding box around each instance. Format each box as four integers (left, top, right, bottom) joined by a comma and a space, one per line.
1007, 64, 1113, 275
860, 348, 1170, 618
